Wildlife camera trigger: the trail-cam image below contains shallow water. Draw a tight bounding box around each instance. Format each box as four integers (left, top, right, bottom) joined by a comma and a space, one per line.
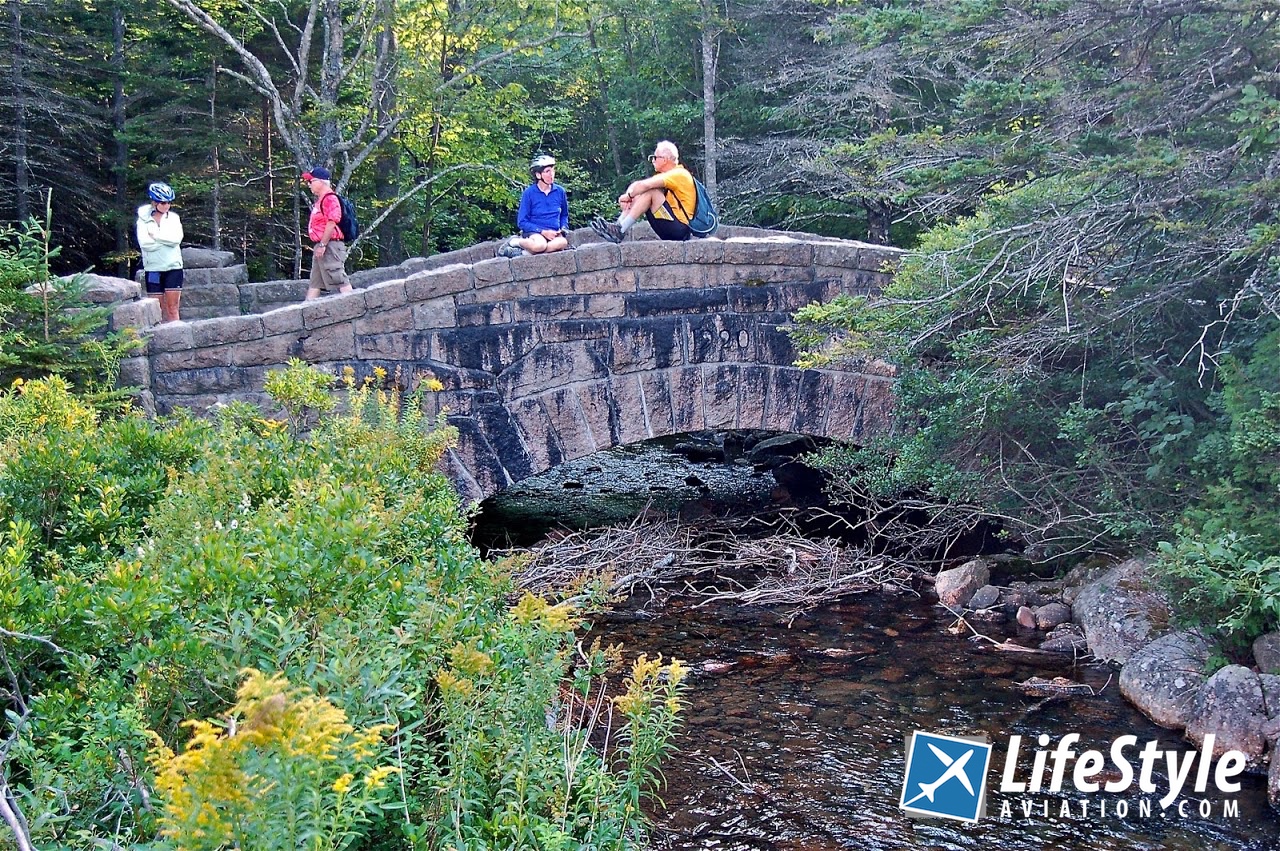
590, 595, 1280, 851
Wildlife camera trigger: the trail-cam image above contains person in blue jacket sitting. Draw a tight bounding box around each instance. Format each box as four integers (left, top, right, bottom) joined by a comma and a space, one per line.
497, 154, 570, 257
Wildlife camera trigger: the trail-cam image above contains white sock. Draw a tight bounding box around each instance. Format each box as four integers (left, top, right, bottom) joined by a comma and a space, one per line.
618, 215, 636, 232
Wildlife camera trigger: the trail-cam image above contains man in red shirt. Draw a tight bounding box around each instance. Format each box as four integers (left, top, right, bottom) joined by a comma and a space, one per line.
302, 167, 353, 300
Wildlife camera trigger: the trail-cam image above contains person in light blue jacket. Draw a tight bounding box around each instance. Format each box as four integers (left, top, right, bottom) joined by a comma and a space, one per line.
497, 155, 570, 257
136, 181, 184, 322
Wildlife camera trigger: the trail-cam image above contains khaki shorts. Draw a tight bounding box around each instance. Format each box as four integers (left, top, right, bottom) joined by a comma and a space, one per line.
309, 240, 350, 291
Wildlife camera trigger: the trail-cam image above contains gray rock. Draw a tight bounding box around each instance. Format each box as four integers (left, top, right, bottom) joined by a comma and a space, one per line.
1119, 630, 1216, 729
1058, 559, 1116, 605
182, 247, 238, 268
1261, 673, 1280, 719
745, 433, 819, 467
1016, 606, 1037, 629
1034, 602, 1072, 630
935, 559, 990, 609
1271, 742, 1280, 809
71, 273, 140, 304
1040, 623, 1088, 654
1185, 665, 1270, 770
968, 584, 1001, 610
1072, 556, 1170, 664
1253, 632, 1280, 675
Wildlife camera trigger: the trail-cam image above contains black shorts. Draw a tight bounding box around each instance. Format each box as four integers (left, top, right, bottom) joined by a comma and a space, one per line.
144, 269, 184, 294
646, 203, 692, 241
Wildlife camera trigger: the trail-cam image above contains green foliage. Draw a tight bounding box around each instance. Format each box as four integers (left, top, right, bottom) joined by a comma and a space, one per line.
2, 378, 685, 850
1154, 328, 1280, 641
0, 200, 140, 401
1157, 533, 1280, 643
263, 358, 338, 436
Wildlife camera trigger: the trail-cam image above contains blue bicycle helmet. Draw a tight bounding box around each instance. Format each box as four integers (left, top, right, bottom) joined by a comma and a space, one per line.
148, 182, 175, 203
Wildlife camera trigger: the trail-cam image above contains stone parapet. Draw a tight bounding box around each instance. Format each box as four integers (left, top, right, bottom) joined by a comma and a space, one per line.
135, 229, 902, 501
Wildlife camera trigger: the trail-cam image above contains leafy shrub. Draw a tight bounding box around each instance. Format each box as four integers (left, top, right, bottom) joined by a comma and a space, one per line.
1156, 328, 1280, 642
3, 374, 687, 851
150, 670, 398, 851
0, 197, 140, 403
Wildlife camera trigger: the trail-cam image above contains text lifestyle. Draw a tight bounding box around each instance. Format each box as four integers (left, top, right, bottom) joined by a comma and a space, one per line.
1000, 733, 1246, 809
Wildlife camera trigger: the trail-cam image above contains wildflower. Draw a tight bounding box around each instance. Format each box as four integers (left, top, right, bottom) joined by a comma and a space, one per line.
364, 765, 400, 790
332, 773, 354, 795
425, 377, 445, 392
435, 670, 474, 697
449, 643, 494, 676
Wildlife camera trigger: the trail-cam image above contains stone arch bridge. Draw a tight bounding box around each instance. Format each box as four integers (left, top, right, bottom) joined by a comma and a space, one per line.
124, 227, 903, 502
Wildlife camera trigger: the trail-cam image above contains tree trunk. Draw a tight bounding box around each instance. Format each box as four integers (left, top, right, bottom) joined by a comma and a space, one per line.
209, 60, 221, 250
293, 185, 303, 279
589, 26, 623, 178
111, 3, 129, 275
12, 0, 29, 224
317, 0, 343, 167
865, 198, 891, 245
372, 0, 403, 263
700, 0, 719, 197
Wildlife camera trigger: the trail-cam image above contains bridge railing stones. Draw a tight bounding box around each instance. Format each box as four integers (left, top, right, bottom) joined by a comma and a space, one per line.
130, 229, 904, 500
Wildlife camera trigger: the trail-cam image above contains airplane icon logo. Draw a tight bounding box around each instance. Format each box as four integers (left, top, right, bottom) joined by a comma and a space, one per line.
900, 731, 992, 823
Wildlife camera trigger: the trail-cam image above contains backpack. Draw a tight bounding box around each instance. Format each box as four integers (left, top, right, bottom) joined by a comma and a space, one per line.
323, 192, 360, 242
673, 175, 720, 237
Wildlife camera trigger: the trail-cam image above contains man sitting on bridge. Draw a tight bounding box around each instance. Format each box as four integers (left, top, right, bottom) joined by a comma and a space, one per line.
591, 140, 695, 244
497, 154, 570, 258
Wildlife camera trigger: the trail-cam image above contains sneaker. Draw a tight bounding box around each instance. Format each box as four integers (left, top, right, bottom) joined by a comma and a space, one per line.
590, 216, 624, 244
496, 238, 524, 258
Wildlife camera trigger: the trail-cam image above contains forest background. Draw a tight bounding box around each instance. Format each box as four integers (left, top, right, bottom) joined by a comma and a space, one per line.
3, 0, 1280, 845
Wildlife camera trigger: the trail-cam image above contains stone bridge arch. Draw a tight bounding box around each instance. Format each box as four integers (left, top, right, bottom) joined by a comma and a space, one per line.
131, 227, 902, 502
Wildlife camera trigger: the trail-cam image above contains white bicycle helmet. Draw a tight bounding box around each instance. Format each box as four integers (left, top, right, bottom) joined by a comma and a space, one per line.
529, 154, 556, 176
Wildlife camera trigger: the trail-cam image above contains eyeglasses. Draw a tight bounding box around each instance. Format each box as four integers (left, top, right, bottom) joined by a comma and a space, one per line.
648, 154, 668, 163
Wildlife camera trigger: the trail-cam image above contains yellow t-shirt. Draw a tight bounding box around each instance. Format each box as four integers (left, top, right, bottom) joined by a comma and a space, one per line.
655, 166, 697, 224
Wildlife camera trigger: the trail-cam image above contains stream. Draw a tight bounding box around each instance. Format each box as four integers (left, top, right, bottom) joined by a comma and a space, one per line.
473, 436, 1280, 850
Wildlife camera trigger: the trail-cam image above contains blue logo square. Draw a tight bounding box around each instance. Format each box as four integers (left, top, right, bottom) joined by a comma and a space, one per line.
900, 730, 992, 824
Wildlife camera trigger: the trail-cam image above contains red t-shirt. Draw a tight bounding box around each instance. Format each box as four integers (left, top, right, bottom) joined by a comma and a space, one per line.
308, 193, 344, 242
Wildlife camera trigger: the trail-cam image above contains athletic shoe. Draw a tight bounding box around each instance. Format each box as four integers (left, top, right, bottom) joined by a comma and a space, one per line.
590, 216, 624, 244
496, 238, 524, 258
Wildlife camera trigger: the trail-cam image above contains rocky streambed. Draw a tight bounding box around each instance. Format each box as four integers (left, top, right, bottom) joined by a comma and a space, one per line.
474, 432, 1280, 845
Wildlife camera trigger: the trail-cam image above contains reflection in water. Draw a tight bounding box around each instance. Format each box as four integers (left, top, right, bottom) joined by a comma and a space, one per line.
590, 596, 1280, 851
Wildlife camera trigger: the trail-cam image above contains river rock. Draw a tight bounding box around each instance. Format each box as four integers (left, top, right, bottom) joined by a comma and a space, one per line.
1254, 632, 1280, 675
1072, 556, 1170, 664
1271, 744, 1280, 809
1058, 559, 1117, 605
1262, 674, 1280, 723
746, 433, 819, 468
1118, 629, 1216, 729
1040, 623, 1088, 653
1016, 605, 1037, 629
969, 584, 1001, 610
935, 559, 989, 609
1185, 665, 1271, 770
1035, 602, 1072, 630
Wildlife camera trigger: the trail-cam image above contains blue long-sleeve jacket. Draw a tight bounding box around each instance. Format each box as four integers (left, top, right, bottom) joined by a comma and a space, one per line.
516, 183, 569, 234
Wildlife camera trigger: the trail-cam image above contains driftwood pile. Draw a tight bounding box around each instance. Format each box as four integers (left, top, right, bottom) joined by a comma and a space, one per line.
500, 514, 917, 614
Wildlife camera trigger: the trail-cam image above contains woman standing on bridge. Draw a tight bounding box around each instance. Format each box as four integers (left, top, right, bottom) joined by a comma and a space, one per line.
136, 181, 184, 323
